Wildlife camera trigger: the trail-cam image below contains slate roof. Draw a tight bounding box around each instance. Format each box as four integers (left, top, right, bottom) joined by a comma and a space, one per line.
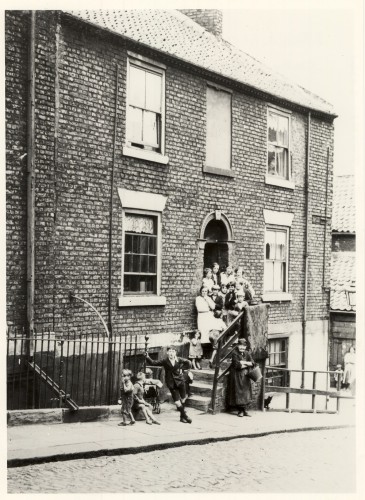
65, 9, 335, 116
330, 252, 356, 312
332, 175, 356, 233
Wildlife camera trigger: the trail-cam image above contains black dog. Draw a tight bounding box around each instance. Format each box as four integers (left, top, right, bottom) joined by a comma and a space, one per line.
264, 395, 273, 410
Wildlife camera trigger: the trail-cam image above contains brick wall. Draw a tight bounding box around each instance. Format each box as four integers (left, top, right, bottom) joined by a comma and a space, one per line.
6, 11, 334, 341
5, 11, 29, 329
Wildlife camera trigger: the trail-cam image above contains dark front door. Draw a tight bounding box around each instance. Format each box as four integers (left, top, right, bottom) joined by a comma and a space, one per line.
204, 242, 229, 270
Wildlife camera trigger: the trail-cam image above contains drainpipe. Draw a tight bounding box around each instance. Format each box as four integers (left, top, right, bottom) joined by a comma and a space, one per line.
108, 65, 119, 340
301, 111, 311, 387
322, 147, 330, 287
106, 65, 119, 405
27, 11, 36, 336
323, 146, 331, 375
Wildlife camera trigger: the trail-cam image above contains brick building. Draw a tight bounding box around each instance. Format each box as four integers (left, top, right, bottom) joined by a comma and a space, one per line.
329, 175, 356, 373
6, 9, 335, 376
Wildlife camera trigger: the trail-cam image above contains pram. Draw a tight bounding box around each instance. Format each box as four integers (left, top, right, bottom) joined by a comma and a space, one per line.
144, 366, 163, 414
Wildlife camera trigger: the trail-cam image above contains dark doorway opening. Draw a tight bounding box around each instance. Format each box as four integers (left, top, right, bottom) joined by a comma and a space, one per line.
203, 219, 229, 270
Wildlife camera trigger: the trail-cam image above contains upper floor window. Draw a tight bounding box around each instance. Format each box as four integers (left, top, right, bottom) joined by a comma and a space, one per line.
123, 54, 168, 165
205, 84, 232, 175
267, 108, 291, 180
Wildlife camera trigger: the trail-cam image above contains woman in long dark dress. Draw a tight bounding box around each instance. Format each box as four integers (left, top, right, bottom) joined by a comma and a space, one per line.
228, 338, 255, 417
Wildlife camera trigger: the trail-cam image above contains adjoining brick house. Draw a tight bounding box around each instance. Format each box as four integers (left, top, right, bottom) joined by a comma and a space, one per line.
329, 175, 356, 375
6, 9, 335, 379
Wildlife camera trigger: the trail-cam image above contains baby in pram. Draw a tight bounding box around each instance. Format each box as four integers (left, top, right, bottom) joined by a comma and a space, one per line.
143, 367, 163, 414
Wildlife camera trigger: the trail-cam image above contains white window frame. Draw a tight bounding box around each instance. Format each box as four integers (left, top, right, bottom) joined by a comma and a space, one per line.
262, 209, 293, 302
204, 82, 233, 177
118, 188, 167, 307
123, 52, 169, 165
265, 106, 294, 190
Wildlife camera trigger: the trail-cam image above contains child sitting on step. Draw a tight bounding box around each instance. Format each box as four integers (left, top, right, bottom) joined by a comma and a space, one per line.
132, 372, 161, 425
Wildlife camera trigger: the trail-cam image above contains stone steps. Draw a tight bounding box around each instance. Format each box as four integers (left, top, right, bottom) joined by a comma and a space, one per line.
189, 380, 223, 397
185, 394, 211, 412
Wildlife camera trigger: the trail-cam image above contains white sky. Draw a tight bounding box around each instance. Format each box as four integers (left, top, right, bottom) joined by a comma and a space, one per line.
222, 6, 359, 177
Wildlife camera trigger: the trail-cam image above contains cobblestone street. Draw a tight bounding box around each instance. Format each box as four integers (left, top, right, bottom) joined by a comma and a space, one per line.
8, 427, 356, 493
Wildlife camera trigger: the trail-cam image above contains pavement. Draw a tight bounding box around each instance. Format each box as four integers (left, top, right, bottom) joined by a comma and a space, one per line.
7, 399, 356, 468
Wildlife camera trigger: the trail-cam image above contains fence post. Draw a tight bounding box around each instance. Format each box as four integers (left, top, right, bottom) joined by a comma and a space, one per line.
58, 340, 64, 408
312, 371, 317, 412
260, 361, 266, 411
144, 334, 149, 372
336, 371, 341, 413
210, 339, 221, 414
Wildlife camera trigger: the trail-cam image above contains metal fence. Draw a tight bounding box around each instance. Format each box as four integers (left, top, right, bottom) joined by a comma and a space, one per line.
7, 330, 149, 411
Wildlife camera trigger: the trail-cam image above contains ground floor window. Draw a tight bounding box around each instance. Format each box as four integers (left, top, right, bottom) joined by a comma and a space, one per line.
266, 337, 288, 387
124, 213, 158, 294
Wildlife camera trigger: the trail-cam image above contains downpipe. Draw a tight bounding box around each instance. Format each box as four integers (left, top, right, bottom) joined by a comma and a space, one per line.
301, 112, 311, 388
27, 11, 36, 338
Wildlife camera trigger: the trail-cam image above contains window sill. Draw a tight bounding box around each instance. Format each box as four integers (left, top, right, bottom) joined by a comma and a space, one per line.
261, 292, 293, 302
203, 165, 235, 178
118, 295, 167, 307
123, 146, 169, 165
265, 175, 295, 190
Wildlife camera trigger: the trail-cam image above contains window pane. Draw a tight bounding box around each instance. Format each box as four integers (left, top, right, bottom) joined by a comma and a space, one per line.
146, 276, 157, 293
277, 115, 289, 146
125, 234, 133, 254
128, 107, 143, 143
276, 231, 286, 260
149, 237, 156, 254
129, 65, 145, 108
273, 261, 283, 291
132, 254, 140, 272
140, 236, 148, 254
148, 256, 156, 273
281, 262, 286, 292
145, 71, 162, 113
124, 254, 132, 272
124, 275, 140, 293
268, 112, 277, 143
206, 86, 231, 170
141, 255, 148, 273
268, 147, 276, 174
143, 111, 160, 148
132, 235, 140, 254
264, 261, 273, 291
265, 229, 276, 246
276, 147, 288, 179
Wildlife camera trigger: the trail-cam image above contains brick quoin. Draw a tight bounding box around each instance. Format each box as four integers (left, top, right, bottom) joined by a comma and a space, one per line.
6, 11, 334, 356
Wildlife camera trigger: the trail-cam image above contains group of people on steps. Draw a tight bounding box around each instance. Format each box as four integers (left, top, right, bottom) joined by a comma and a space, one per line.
118, 262, 257, 426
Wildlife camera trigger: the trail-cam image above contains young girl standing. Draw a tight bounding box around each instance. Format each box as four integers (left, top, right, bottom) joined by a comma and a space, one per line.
118, 369, 136, 426
189, 331, 203, 370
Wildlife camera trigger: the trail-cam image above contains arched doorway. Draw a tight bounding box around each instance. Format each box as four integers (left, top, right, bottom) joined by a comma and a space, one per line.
203, 218, 229, 270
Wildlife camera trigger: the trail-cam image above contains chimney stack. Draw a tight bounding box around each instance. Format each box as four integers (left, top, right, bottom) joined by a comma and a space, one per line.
179, 9, 223, 38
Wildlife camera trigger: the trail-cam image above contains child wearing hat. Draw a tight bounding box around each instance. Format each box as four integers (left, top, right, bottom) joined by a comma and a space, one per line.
227, 338, 255, 417
211, 283, 224, 318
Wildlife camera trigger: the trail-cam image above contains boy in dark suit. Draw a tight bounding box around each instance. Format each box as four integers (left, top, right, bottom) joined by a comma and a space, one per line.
145, 346, 193, 423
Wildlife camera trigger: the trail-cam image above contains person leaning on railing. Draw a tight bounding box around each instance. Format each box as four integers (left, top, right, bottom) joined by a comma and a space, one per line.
144, 346, 193, 424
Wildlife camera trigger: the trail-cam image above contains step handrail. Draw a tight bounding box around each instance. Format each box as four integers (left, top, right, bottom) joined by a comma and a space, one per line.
209, 310, 245, 414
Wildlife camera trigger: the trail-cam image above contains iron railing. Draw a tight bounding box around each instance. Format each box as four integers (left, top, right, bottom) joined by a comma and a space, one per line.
7, 329, 151, 411
263, 366, 355, 413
